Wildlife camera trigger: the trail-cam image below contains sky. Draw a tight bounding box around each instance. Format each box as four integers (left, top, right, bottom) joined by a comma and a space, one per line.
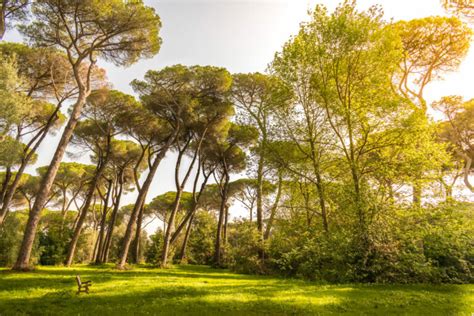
4, 0, 474, 232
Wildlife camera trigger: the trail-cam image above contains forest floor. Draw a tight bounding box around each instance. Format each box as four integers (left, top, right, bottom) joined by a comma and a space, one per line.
0, 264, 472, 315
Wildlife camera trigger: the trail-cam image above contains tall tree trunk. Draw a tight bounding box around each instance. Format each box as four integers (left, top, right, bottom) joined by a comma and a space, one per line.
223, 203, 229, 245
161, 138, 200, 266
95, 179, 112, 264
264, 171, 283, 240
315, 173, 328, 233
13, 90, 89, 271
103, 178, 124, 263
132, 203, 144, 264
117, 144, 171, 269
169, 169, 211, 245
161, 189, 183, 266
65, 156, 108, 267
178, 212, 195, 263
214, 171, 229, 267
256, 151, 264, 237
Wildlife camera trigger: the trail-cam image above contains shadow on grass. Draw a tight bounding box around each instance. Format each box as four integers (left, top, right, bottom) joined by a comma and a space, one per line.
0, 265, 470, 315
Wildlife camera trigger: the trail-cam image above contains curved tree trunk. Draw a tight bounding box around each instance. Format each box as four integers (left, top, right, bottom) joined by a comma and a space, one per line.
65, 157, 108, 267
264, 171, 283, 240
214, 171, 229, 267
132, 203, 145, 264
178, 212, 194, 263
103, 178, 123, 263
13, 90, 89, 271
117, 144, 171, 269
256, 152, 264, 237
161, 137, 201, 267
95, 179, 112, 264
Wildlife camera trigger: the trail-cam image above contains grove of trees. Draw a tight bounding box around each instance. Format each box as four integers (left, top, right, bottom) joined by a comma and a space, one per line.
0, 0, 472, 283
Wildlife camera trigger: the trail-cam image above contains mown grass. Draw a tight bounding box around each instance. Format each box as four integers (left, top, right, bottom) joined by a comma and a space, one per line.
0, 264, 472, 315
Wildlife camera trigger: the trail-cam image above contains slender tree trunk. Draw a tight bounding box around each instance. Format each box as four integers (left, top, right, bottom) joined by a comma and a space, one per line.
315, 173, 328, 233
13, 90, 88, 271
264, 172, 283, 240
95, 180, 112, 264
132, 203, 144, 264
256, 151, 264, 237
103, 179, 123, 263
117, 145, 170, 269
223, 203, 229, 245
65, 157, 108, 267
214, 171, 229, 267
0, 167, 12, 225
178, 212, 195, 263
169, 170, 211, 245
161, 139, 200, 266
161, 189, 183, 266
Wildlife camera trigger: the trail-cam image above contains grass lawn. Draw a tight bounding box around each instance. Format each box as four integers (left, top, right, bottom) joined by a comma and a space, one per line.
0, 265, 472, 315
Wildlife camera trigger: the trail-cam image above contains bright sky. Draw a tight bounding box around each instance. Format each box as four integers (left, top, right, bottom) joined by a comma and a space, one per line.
4, 0, 474, 232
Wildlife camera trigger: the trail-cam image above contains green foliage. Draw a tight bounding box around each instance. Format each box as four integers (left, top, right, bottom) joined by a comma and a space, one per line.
0, 211, 34, 266
20, 0, 162, 66
145, 231, 164, 264
226, 221, 267, 274
0, 265, 472, 315
38, 211, 91, 265
265, 201, 473, 283
0, 53, 30, 138
185, 211, 217, 265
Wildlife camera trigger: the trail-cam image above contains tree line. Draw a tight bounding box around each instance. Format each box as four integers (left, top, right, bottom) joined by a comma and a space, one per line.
0, 0, 473, 283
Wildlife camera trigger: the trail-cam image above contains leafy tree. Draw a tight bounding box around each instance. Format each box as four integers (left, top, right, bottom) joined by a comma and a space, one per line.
117, 65, 200, 269
65, 89, 139, 266
160, 65, 233, 267
230, 73, 292, 240
272, 1, 417, 272
14, 0, 162, 270
394, 16, 471, 112
211, 124, 257, 266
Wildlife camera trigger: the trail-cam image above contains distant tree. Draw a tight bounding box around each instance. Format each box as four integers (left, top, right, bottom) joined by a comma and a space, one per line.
394, 16, 471, 112
434, 96, 474, 193
0, 0, 29, 40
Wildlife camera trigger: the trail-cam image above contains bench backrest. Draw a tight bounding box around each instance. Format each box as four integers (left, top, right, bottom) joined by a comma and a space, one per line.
76, 275, 81, 286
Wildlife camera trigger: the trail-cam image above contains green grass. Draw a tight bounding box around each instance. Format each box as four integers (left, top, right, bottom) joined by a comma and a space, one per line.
0, 265, 472, 315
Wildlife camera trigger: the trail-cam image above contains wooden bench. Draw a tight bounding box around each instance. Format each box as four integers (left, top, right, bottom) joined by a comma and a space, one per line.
75, 275, 91, 294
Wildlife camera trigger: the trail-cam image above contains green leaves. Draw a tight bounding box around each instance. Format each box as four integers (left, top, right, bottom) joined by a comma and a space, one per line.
20, 0, 162, 66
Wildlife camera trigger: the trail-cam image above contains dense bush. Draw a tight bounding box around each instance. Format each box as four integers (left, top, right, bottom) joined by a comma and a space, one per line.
0, 211, 38, 266
225, 221, 268, 274
260, 202, 473, 283
185, 211, 216, 265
